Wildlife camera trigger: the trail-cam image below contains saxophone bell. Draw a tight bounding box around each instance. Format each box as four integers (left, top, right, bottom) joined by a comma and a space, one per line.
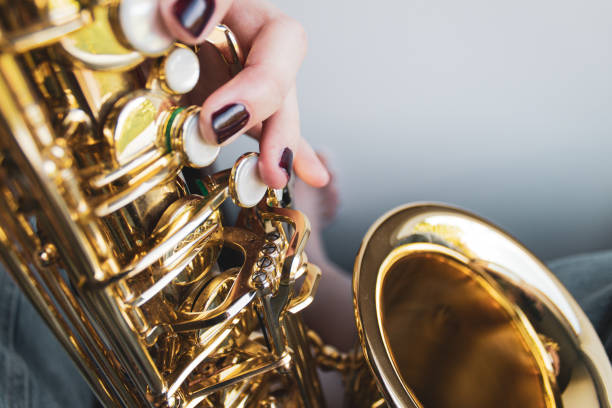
0, 1, 610, 407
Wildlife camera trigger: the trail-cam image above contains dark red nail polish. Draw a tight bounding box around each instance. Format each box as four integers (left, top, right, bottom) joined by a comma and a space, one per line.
279, 148, 293, 180
211, 103, 250, 144
173, 0, 215, 38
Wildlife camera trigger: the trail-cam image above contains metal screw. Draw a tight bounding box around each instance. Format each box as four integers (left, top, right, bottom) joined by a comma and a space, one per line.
36, 243, 58, 267
252, 271, 266, 283
266, 231, 280, 241
252, 270, 271, 290
261, 243, 277, 255
257, 256, 273, 269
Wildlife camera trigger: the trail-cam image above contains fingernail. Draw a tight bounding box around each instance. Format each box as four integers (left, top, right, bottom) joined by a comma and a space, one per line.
211, 103, 250, 144
173, 0, 215, 38
279, 147, 294, 180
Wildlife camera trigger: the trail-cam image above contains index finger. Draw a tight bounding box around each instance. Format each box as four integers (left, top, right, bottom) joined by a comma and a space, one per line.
159, 0, 234, 44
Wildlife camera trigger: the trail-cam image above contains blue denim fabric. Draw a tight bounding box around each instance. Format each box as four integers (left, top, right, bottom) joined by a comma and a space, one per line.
548, 251, 612, 360
0, 250, 611, 407
0, 269, 94, 408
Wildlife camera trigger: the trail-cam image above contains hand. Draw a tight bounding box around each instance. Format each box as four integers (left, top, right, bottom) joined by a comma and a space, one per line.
159, 0, 330, 189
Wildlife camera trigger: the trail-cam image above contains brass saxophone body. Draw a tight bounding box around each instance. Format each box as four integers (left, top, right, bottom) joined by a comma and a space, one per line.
0, 1, 323, 406
1, 1, 611, 408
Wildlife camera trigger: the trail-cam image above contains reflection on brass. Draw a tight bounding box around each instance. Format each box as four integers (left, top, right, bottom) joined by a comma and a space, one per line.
353, 204, 612, 408
0, 1, 323, 406
60, 5, 143, 70
380, 250, 553, 408
0, 2, 610, 408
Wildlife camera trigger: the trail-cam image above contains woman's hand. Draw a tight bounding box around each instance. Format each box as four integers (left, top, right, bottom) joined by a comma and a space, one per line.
159, 0, 329, 189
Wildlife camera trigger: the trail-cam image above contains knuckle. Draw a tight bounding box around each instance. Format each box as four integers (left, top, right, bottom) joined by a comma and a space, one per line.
257, 68, 285, 107
278, 16, 308, 53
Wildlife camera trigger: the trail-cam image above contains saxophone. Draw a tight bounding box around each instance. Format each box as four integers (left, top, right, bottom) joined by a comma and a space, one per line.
0, 1, 610, 407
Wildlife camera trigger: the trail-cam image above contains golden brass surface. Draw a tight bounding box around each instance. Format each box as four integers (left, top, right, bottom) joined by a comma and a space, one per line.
353, 204, 612, 408
0, 2, 610, 408
379, 247, 554, 408
0, 1, 323, 406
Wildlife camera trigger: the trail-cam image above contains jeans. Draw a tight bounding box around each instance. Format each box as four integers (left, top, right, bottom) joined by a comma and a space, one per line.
549, 251, 612, 358
1, 251, 611, 407
0, 269, 94, 408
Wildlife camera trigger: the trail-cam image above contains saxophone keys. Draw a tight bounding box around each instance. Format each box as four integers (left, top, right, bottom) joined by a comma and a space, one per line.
117, 0, 174, 56
161, 46, 201, 95
229, 153, 268, 208
173, 108, 220, 168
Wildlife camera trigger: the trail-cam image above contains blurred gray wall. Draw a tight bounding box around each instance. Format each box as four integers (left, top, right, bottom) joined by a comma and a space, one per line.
227, 0, 612, 270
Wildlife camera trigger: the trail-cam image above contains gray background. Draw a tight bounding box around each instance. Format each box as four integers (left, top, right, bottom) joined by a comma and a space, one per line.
222, 0, 612, 271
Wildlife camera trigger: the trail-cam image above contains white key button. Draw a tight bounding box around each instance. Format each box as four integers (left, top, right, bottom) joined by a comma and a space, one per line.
232, 154, 267, 208
182, 113, 219, 168
119, 0, 174, 55
164, 47, 200, 94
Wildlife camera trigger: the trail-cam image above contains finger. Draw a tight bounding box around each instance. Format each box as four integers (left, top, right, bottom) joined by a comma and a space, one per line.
295, 137, 330, 188
258, 87, 301, 189
245, 123, 262, 140
266, 90, 329, 189
222, 0, 280, 49
259, 90, 329, 189
159, 0, 233, 44
198, 14, 307, 146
